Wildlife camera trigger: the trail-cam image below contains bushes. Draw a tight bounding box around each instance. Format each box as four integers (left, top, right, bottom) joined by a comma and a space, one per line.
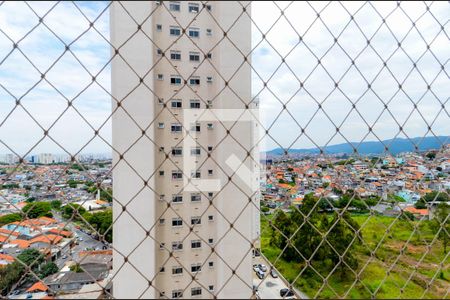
0, 213, 22, 226
22, 202, 52, 219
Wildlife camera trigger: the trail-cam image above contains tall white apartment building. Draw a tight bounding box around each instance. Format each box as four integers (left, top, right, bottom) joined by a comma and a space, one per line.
111, 1, 258, 299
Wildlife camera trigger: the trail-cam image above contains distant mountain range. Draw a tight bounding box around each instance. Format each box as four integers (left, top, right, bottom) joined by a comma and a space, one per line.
266, 136, 449, 156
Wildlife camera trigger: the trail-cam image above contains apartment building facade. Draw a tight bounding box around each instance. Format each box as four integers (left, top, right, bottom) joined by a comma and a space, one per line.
111, 1, 257, 298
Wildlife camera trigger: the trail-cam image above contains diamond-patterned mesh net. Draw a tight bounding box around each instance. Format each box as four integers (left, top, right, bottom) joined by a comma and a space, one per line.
0, 1, 449, 299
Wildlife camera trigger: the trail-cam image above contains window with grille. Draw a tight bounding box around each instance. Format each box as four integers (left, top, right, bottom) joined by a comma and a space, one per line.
169, 26, 181, 36
191, 240, 201, 249
170, 76, 182, 85
171, 123, 182, 132
191, 287, 202, 296
190, 99, 201, 109
172, 242, 183, 251
172, 218, 183, 227
191, 264, 201, 273
188, 27, 200, 38
169, 2, 180, 11
190, 123, 201, 132
189, 52, 200, 62
172, 266, 183, 275
191, 217, 201, 225
171, 99, 182, 108
170, 50, 181, 60
172, 195, 183, 203
172, 290, 183, 299
188, 3, 199, 13
191, 193, 201, 202
172, 171, 183, 180
189, 77, 200, 85
171, 147, 183, 156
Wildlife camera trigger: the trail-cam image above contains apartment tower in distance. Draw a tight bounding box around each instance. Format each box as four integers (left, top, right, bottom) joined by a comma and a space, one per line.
111, 1, 258, 299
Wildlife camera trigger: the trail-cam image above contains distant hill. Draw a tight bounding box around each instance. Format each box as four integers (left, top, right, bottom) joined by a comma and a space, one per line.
266, 136, 449, 156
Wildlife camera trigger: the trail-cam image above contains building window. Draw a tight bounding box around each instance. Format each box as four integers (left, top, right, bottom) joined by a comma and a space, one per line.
206, 4, 212, 11
190, 147, 201, 155
208, 261, 214, 268
209, 285, 214, 292
158, 98, 164, 105
172, 171, 183, 180
207, 100, 212, 108
206, 29, 212, 36
159, 242, 165, 250
191, 193, 201, 202
191, 170, 201, 179
172, 290, 183, 299
189, 77, 200, 85
160, 267, 165, 273
159, 218, 165, 225
208, 215, 214, 221
188, 27, 200, 38
191, 240, 201, 249
171, 99, 182, 108
169, 26, 181, 36
157, 48, 162, 55
207, 123, 213, 129
191, 287, 202, 296
172, 218, 183, 227
172, 147, 183, 156
172, 241, 183, 251
160, 194, 165, 201
191, 264, 201, 272
191, 217, 201, 225
207, 146, 213, 151
206, 76, 213, 83
208, 192, 214, 198
208, 238, 214, 244
157, 74, 164, 80
207, 52, 212, 58
208, 169, 213, 176
169, 2, 181, 11
190, 123, 201, 132
188, 3, 199, 13
172, 266, 183, 275
170, 50, 181, 60
156, 24, 162, 31
171, 123, 182, 132
159, 170, 164, 176
172, 194, 183, 203
170, 76, 182, 85
189, 52, 200, 62
190, 99, 201, 109
158, 122, 165, 129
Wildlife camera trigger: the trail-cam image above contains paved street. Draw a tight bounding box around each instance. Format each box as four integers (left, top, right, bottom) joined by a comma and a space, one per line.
52, 211, 108, 268
253, 256, 309, 299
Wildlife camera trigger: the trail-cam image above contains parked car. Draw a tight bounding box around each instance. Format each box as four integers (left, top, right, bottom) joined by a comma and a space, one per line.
270, 269, 278, 278
253, 264, 260, 272
256, 270, 265, 279
257, 264, 267, 272
280, 288, 294, 297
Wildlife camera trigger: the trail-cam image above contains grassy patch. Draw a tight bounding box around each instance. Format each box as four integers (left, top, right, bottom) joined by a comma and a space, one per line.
261, 214, 450, 298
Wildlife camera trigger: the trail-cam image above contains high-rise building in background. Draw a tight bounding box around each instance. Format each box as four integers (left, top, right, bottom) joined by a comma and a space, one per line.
111, 1, 257, 299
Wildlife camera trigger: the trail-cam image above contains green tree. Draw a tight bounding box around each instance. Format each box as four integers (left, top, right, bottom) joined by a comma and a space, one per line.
22, 202, 52, 219
431, 203, 450, 254
50, 200, 62, 211
0, 213, 22, 226
328, 212, 361, 279
84, 210, 113, 243
39, 262, 58, 278
62, 203, 86, 220
426, 152, 436, 160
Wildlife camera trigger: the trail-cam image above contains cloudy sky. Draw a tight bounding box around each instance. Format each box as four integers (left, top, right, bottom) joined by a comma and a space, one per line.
0, 1, 448, 156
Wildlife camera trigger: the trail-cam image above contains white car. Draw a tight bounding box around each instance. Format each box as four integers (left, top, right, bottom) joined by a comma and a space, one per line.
253, 264, 260, 272
258, 264, 267, 272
